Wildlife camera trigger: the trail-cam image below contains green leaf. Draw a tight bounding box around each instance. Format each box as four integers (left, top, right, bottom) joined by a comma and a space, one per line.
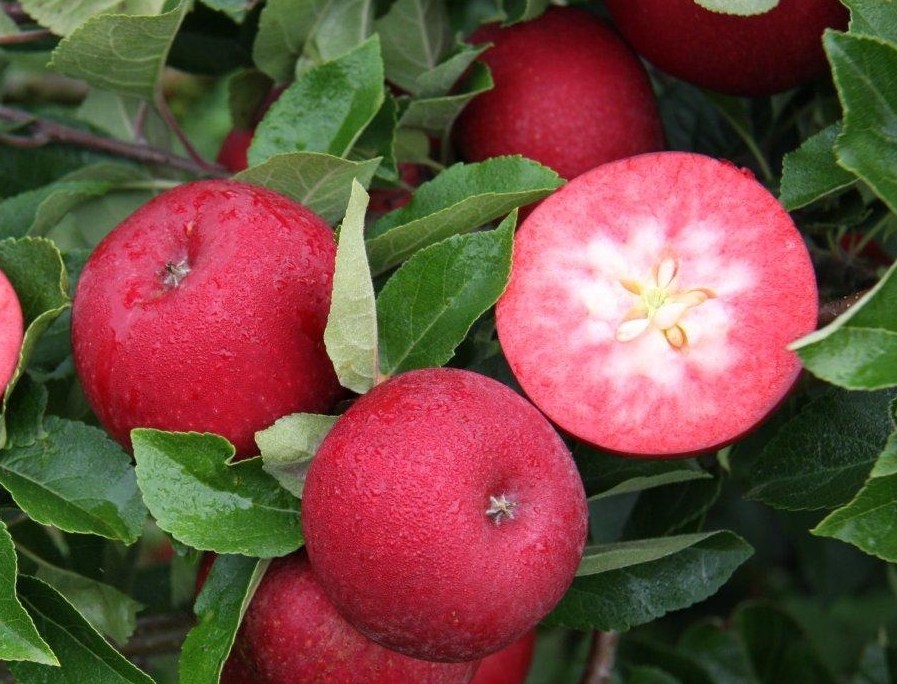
0, 417, 147, 543
678, 621, 758, 684
497, 0, 551, 23
8, 576, 155, 684
826, 31, 897, 214
623, 477, 724, 538
133, 429, 303, 557
747, 389, 896, 510
813, 470, 897, 562
18, 0, 122, 36
627, 667, 682, 684
377, 212, 514, 376
546, 532, 753, 631
49, 2, 190, 99
841, 0, 897, 43
234, 152, 379, 225
414, 43, 488, 98
308, 0, 374, 61
257, 413, 337, 498
252, 0, 332, 82
248, 36, 384, 164
734, 601, 838, 684
398, 62, 493, 135
693, 0, 778, 15
4, 376, 48, 449
31, 559, 142, 646
574, 446, 711, 500
325, 181, 378, 394
76, 90, 170, 146
366, 156, 562, 275
374, 0, 452, 95
180, 554, 267, 684
780, 123, 856, 210
0, 521, 57, 665
0, 237, 69, 446
200, 0, 253, 22
619, 640, 715, 684
792, 260, 897, 389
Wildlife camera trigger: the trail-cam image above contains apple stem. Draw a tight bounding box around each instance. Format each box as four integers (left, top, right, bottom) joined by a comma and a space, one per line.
162, 260, 191, 289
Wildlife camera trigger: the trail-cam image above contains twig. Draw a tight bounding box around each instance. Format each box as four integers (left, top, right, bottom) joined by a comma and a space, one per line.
2, 3, 30, 24
817, 289, 869, 328
0, 104, 228, 178
580, 631, 619, 684
154, 91, 213, 172
0, 28, 52, 45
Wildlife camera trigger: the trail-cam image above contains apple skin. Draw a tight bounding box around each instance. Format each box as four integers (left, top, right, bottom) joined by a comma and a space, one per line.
470, 630, 536, 684
216, 128, 254, 173
71, 180, 342, 457
301, 367, 588, 663
198, 552, 479, 684
604, 0, 849, 96
453, 6, 664, 181
0, 268, 23, 395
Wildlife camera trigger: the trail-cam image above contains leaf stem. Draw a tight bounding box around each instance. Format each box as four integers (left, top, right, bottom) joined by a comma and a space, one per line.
0, 28, 53, 45
0, 104, 228, 178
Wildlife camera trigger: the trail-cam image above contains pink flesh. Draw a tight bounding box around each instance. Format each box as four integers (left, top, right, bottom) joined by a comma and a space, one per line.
0, 269, 23, 395
496, 152, 819, 456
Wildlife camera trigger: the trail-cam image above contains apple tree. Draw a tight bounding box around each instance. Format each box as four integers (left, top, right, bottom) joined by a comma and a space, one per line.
0, 0, 896, 682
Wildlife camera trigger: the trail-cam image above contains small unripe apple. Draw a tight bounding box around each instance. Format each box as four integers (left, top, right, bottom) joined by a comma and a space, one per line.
604, 0, 849, 96
470, 630, 536, 684
302, 367, 588, 663
199, 552, 479, 684
0, 268, 23, 395
454, 6, 664, 180
71, 180, 342, 457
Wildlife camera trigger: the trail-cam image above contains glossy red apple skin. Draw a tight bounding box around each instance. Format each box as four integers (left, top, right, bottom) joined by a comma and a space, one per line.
496, 151, 819, 457
71, 180, 342, 457
0, 268, 23, 395
454, 6, 664, 180
604, 0, 849, 96
470, 630, 536, 684
202, 552, 478, 684
302, 367, 588, 663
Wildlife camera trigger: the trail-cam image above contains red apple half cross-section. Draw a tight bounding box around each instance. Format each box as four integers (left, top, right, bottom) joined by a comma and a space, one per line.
496, 151, 819, 457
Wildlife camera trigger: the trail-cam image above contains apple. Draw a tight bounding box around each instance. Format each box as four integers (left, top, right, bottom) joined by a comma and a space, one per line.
71, 179, 342, 457
216, 85, 286, 173
470, 630, 536, 684
197, 552, 479, 684
604, 0, 849, 96
0, 267, 23, 396
495, 151, 818, 457
453, 6, 664, 181
301, 367, 588, 663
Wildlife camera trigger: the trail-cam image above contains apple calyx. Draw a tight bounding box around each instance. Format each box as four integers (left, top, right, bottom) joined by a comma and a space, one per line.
161, 259, 191, 289
614, 256, 715, 350
486, 494, 518, 525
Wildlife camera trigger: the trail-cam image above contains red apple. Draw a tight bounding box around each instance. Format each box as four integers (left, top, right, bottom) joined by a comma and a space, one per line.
216, 128, 254, 173
71, 180, 342, 457
453, 6, 664, 181
301, 367, 588, 663
604, 0, 849, 96
495, 151, 818, 457
202, 552, 479, 684
0, 268, 23, 395
470, 630, 536, 684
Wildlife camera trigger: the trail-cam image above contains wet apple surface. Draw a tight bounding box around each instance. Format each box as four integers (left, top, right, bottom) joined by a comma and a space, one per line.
496, 152, 819, 457
71, 180, 342, 457
301, 367, 588, 663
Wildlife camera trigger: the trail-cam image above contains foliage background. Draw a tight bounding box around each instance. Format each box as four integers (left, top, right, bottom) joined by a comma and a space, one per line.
1, 0, 897, 682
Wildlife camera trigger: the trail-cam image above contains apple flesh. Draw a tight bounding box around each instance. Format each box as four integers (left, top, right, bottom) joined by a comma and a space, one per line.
495, 151, 819, 457
453, 6, 664, 181
470, 630, 536, 684
604, 0, 849, 96
205, 552, 479, 684
71, 180, 342, 457
301, 367, 588, 663
0, 268, 23, 395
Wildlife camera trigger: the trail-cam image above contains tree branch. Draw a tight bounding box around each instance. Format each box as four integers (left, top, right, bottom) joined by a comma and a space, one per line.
0, 28, 52, 45
0, 104, 228, 178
